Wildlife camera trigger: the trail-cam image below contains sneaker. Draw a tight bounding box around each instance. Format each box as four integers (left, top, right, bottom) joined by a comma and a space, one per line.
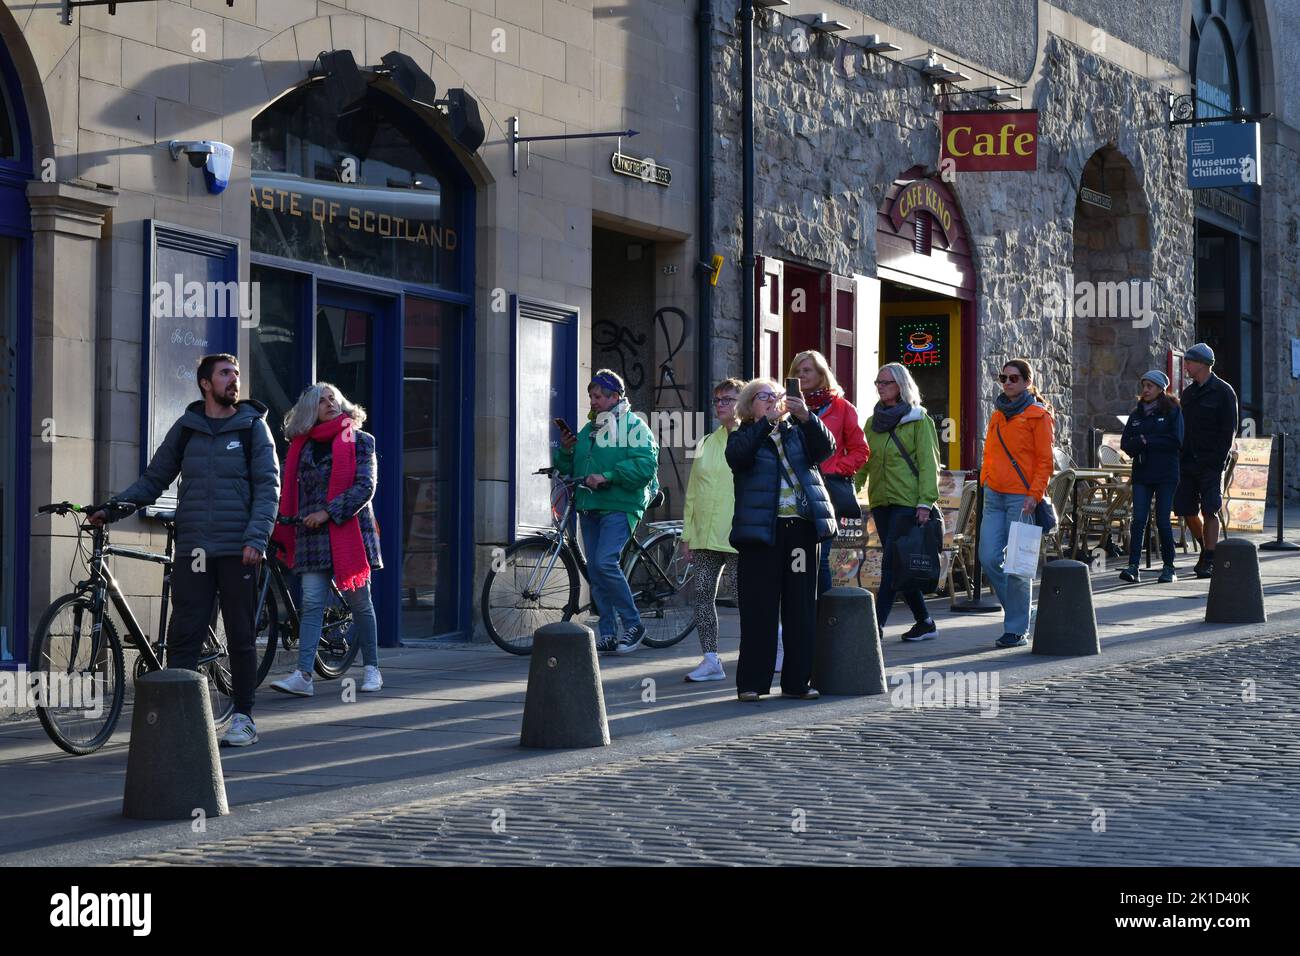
901, 618, 937, 642
1119, 565, 1140, 584
685, 653, 726, 682
780, 687, 820, 700
616, 623, 647, 655
360, 665, 383, 693
1158, 565, 1178, 584
995, 632, 1028, 648
269, 669, 314, 697
595, 635, 617, 654
220, 713, 258, 747
774, 628, 784, 673
1194, 553, 1214, 579
737, 690, 761, 702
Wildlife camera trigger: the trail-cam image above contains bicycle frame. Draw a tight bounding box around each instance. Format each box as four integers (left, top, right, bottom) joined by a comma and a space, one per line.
70, 524, 167, 674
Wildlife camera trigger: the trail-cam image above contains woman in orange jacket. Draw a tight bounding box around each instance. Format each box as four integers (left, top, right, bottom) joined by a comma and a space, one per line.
979, 358, 1054, 648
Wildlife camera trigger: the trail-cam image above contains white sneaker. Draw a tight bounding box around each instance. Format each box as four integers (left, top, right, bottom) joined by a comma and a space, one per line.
270, 669, 314, 697
685, 653, 726, 682
220, 713, 258, 747
360, 665, 383, 693
775, 628, 784, 673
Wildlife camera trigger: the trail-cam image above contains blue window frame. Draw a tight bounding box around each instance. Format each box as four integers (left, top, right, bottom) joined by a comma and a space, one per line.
1, 39, 32, 665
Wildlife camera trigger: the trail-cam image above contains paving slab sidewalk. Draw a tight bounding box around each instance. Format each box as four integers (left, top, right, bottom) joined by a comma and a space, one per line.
3, 517, 1299, 862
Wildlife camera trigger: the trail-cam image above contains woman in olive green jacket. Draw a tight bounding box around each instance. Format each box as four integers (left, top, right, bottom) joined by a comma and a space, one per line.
680, 378, 744, 681
854, 362, 941, 641
554, 369, 660, 654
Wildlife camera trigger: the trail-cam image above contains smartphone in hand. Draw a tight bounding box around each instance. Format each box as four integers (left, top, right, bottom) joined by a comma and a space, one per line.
785, 377, 801, 399
554, 417, 574, 437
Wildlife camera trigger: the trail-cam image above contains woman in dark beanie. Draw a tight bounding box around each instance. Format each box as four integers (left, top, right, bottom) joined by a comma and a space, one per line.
1119, 370, 1184, 583
727, 377, 836, 701
268, 383, 383, 697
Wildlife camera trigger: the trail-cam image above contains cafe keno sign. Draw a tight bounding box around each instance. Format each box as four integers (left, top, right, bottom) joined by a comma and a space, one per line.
940, 109, 1039, 172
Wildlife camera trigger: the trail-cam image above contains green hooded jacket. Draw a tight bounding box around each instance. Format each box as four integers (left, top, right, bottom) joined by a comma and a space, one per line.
854, 405, 941, 509
553, 400, 660, 533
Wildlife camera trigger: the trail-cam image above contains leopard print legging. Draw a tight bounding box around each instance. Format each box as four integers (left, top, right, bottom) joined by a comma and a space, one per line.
691, 548, 738, 655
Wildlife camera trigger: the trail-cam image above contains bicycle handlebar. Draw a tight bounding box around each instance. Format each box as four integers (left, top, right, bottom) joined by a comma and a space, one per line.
37, 500, 135, 521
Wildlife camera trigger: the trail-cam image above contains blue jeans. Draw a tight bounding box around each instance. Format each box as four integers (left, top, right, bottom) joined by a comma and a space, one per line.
978, 488, 1034, 636
1129, 481, 1178, 567
297, 572, 380, 674
579, 511, 642, 639
872, 505, 931, 628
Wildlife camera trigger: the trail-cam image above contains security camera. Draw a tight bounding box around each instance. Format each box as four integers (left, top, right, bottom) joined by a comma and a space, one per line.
166, 140, 235, 195
169, 140, 219, 168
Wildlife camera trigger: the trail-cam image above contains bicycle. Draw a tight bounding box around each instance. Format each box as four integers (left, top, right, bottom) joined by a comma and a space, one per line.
29, 501, 237, 755
480, 468, 696, 655
251, 515, 360, 682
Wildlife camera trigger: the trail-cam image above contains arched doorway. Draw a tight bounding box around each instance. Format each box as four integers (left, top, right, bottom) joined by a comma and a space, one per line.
1190, 0, 1261, 427
249, 79, 477, 643
1070, 146, 1154, 455
0, 37, 32, 662
876, 168, 977, 467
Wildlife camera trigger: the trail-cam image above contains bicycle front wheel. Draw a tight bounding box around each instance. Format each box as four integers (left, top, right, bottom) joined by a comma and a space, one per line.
481, 537, 579, 655
30, 594, 126, 755
252, 573, 280, 686
627, 530, 696, 649
314, 586, 360, 680
201, 601, 237, 726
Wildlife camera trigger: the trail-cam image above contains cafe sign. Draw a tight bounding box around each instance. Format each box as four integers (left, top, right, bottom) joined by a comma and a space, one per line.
611, 151, 671, 186
889, 179, 955, 239
940, 109, 1039, 172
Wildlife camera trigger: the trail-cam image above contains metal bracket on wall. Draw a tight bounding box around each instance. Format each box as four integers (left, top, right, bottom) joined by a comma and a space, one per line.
1168, 95, 1271, 128
508, 116, 639, 176
62, 0, 233, 25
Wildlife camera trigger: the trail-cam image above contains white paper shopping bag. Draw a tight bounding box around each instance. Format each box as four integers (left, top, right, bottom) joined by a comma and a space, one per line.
1004, 518, 1043, 578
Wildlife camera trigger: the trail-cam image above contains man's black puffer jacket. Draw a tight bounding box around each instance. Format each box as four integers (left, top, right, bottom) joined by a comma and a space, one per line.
727, 414, 837, 547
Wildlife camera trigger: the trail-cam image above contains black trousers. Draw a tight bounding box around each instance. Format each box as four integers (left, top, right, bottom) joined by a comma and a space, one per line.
737, 517, 820, 695
169, 555, 259, 717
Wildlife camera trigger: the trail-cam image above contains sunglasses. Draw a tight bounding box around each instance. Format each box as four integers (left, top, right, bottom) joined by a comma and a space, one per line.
755, 391, 785, 403
998, 374, 1023, 384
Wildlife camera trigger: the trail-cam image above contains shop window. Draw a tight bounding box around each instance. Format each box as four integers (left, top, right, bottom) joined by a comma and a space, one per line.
0, 77, 14, 160
251, 85, 461, 289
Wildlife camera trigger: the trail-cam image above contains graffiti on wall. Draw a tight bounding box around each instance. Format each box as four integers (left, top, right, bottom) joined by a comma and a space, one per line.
592, 320, 648, 392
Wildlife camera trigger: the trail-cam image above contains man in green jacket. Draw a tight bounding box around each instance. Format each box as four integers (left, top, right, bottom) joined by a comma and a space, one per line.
554, 369, 660, 653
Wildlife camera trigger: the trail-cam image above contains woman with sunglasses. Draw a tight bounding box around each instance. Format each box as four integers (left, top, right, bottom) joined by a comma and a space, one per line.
679, 378, 745, 681
980, 358, 1055, 648
855, 362, 941, 641
726, 378, 836, 701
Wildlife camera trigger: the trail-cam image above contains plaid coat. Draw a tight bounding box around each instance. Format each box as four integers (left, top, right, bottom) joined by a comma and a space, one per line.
288, 429, 383, 574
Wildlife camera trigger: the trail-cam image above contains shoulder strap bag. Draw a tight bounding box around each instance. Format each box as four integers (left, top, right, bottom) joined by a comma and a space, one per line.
994, 424, 1058, 534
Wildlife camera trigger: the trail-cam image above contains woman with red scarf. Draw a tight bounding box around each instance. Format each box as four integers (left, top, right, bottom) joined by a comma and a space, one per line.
789, 351, 869, 595
268, 383, 383, 697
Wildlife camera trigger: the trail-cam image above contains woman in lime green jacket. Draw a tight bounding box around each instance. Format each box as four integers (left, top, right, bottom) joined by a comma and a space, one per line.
553, 369, 660, 654
854, 362, 941, 642
680, 378, 744, 682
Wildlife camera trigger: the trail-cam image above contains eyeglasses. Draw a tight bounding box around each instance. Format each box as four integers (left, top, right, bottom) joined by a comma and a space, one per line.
998, 374, 1023, 383
755, 391, 785, 403
873, 379, 897, 387
713, 396, 737, 406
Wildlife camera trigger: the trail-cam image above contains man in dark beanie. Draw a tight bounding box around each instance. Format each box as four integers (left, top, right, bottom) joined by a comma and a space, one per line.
1173, 343, 1238, 578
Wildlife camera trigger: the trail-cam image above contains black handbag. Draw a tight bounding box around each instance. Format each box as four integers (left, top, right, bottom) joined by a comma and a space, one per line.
994, 426, 1058, 533
823, 473, 862, 521
892, 509, 945, 592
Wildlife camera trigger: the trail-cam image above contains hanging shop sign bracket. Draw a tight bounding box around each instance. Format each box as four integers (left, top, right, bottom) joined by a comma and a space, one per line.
62, 0, 233, 25
1168, 96, 1270, 127
508, 116, 638, 176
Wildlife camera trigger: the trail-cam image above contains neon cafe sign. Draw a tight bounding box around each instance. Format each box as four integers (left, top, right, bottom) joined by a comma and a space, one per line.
898, 323, 944, 367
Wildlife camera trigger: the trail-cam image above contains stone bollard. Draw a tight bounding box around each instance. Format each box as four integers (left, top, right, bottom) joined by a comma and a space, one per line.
1206, 539, 1266, 624
1032, 559, 1100, 656
812, 587, 887, 695
123, 669, 228, 820
520, 621, 610, 749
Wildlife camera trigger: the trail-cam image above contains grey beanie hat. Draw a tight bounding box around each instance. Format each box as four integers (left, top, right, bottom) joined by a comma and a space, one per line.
1184, 342, 1215, 365
1141, 369, 1170, 391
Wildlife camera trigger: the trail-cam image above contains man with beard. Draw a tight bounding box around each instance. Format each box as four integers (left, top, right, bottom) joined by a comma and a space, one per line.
91, 354, 280, 746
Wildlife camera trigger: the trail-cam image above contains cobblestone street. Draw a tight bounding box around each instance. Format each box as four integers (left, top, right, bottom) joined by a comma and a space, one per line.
120, 632, 1300, 866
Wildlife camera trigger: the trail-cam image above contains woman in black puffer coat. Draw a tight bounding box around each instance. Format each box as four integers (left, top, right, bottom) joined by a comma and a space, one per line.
1119, 370, 1184, 584
727, 377, 836, 702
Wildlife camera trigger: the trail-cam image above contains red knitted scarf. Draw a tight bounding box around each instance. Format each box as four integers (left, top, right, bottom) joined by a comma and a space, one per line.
271, 415, 371, 591
805, 387, 835, 411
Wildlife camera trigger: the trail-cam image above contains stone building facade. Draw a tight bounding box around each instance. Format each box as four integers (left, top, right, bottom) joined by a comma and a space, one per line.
707, 0, 1299, 487
0, 0, 701, 657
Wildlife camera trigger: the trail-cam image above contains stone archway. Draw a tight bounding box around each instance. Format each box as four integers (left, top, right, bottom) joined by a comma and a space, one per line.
1069, 146, 1155, 456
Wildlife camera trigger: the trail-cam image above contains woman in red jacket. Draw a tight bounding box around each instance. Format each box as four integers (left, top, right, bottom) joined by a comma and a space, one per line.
789, 350, 870, 595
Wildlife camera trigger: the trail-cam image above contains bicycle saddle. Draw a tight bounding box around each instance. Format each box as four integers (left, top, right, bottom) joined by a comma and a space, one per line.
152, 509, 176, 523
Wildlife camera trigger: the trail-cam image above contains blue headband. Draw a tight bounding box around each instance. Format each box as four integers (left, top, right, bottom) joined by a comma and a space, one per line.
591, 373, 623, 395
